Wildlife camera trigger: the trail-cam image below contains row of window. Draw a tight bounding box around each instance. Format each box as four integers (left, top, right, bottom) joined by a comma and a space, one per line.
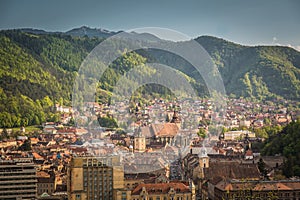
0, 173, 35, 177
83, 159, 113, 167
38, 188, 53, 194
131, 196, 189, 200
0, 187, 36, 191
0, 191, 36, 196
38, 183, 54, 187
0, 182, 36, 186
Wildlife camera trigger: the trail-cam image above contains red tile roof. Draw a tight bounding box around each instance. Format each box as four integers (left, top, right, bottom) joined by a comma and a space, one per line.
131, 182, 190, 195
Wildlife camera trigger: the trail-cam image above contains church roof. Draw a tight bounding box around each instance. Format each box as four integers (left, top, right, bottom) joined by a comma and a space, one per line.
137, 123, 179, 138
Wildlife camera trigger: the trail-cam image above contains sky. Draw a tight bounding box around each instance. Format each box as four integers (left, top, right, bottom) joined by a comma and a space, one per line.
0, 0, 299, 50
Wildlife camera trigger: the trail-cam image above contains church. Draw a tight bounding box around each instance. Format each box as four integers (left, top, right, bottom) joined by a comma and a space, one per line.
133, 111, 181, 152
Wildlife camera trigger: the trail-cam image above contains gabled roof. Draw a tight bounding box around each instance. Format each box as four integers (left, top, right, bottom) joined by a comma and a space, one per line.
204, 162, 260, 180
131, 182, 190, 195
139, 123, 179, 138
151, 123, 179, 137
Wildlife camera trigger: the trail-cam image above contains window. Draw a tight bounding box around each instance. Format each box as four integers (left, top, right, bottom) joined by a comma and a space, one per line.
75, 194, 81, 200
121, 192, 127, 200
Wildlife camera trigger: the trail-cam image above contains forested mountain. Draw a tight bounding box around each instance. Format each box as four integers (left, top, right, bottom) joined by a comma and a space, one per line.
0, 28, 300, 127
196, 36, 300, 100
0, 30, 103, 127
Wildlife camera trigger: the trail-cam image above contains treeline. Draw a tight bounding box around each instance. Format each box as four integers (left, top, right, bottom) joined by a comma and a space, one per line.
195, 36, 300, 100
0, 31, 100, 128
262, 120, 300, 177
1, 29, 300, 128
0, 30, 195, 128
0, 91, 60, 128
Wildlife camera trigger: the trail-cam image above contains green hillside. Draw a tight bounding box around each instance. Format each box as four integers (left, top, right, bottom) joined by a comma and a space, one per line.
0, 29, 300, 128
0, 30, 103, 127
196, 36, 300, 100
262, 120, 300, 177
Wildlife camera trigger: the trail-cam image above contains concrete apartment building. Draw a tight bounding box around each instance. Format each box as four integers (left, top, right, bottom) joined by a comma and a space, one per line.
0, 158, 37, 200
67, 156, 124, 200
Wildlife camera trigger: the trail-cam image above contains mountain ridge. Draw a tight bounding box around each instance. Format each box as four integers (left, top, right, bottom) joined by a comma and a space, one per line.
0, 27, 300, 127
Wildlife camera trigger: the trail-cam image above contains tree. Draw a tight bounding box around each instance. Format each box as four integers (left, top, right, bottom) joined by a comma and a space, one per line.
18, 139, 31, 151
258, 158, 267, 177
197, 128, 207, 139
98, 116, 118, 128
283, 155, 294, 178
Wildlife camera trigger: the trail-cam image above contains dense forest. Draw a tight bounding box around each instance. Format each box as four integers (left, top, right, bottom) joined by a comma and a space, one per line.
0, 27, 300, 128
262, 120, 300, 177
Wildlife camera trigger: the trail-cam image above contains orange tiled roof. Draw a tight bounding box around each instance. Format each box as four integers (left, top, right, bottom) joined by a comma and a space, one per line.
151, 123, 179, 137
32, 152, 44, 160
245, 149, 253, 156
204, 162, 260, 180
37, 171, 50, 178
215, 180, 300, 192
132, 182, 190, 195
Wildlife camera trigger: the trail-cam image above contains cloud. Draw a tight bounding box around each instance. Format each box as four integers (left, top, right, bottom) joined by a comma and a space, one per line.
287, 44, 300, 52
271, 37, 300, 52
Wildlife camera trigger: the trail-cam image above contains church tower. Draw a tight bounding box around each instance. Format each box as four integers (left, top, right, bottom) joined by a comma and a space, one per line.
170, 110, 181, 129
134, 127, 146, 152
198, 147, 209, 179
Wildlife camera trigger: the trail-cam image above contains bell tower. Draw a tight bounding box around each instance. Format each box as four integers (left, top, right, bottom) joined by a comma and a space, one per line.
198, 147, 209, 179
134, 127, 146, 152
170, 110, 181, 129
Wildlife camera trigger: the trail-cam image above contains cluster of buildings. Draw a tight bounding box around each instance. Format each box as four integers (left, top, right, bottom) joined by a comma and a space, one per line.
217, 98, 299, 128
0, 98, 300, 199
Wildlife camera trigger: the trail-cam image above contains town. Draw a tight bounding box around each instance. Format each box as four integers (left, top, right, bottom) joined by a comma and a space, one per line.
1, 97, 300, 200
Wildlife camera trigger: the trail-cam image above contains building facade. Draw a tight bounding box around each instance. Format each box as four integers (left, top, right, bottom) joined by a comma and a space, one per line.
214, 180, 300, 200
130, 182, 195, 200
37, 171, 56, 196
67, 156, 124, 200
0, 158, 37, 200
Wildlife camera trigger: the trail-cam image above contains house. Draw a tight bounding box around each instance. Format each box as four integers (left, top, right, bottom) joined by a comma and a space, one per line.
224, 130, 255, 141
245, 149, 254, 160
130, 182, 195, 200
214, 180, 300, 200
37, 171, 56, 195
239, 120, 251, 127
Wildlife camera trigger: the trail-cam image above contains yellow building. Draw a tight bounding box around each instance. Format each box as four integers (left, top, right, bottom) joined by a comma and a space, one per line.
224, 130, 255, 140
198, 147, 209, 179
67, 156, 124, 200
130, 182, 195, 200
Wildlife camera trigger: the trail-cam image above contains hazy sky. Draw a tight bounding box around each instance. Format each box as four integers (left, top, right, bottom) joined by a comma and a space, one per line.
0, 0, 299, 50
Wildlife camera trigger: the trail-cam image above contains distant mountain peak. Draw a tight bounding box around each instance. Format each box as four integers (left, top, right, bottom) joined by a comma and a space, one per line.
65, 26, 118, 38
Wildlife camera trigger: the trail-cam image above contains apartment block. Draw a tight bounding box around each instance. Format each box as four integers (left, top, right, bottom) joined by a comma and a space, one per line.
0, 158, 37, 200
